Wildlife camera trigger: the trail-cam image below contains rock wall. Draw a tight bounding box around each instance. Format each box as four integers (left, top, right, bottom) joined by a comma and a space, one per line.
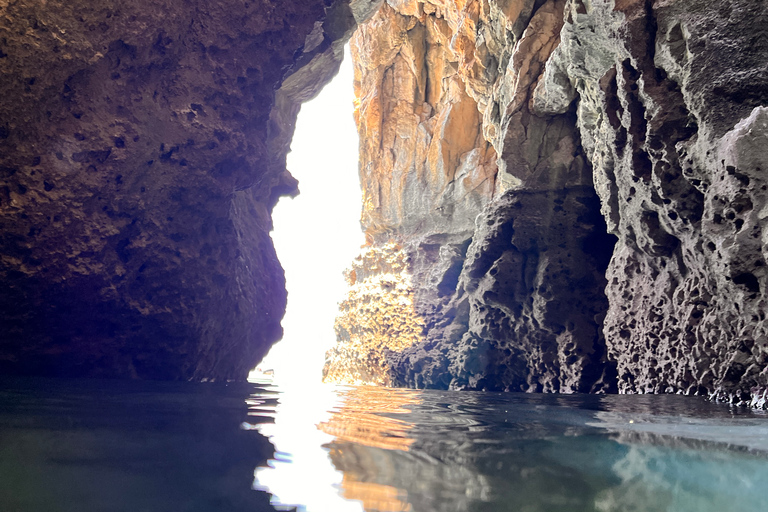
551, 0, 768, 405
326, 0, 768, 404
0, 0, 380, 380
326, 0, 617, 392
2, 0, 765, 401
324, 243, 426, 385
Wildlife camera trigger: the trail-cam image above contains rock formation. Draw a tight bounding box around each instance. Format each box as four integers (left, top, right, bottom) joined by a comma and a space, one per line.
0, 0, 380, 380
1, 0, 766, 406
326, 0, 617, 392
324, 243, 426, 385
325, 0, 768, 406
565, 0, 768, 406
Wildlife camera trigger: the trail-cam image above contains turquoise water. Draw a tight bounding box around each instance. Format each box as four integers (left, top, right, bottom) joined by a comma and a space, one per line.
2, 377, 767, 511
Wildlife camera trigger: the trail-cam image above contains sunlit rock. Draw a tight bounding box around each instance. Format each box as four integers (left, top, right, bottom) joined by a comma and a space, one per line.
324, 243, 425, 385
327, 0, 768, 405
327, 0, 616, 391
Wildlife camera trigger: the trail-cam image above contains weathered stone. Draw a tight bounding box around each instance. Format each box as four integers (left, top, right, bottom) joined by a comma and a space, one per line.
0, 0, 374, 380
327, 0, 768, 407
548, 0, 768, 405
351, 1, 497, 242
390, 187, 616, 392
324, 243, 425, 385
326, 0, 616, 391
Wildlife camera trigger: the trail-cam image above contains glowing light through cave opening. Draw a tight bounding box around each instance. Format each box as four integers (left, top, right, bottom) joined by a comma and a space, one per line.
253, 44, 364, 386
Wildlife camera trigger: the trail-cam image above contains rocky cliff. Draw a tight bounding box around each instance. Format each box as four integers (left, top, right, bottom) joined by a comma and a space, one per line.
1, 0, 766, 402
0, 0, 380, 380
325, 0, 768, 406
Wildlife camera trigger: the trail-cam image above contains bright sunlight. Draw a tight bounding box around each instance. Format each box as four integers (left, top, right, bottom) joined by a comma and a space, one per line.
254, 44, 364, 386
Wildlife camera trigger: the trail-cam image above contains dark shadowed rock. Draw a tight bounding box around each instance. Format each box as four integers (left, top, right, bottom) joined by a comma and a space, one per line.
0, 0, 379, 380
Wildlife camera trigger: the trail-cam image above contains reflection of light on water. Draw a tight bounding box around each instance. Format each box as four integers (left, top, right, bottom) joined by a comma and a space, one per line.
248, 385, 768, 512
337, 474, 411, 512
246, 41, 407, 511
250, 384, 420, 512
317, 386, 419, 452
251, 383, 364, 512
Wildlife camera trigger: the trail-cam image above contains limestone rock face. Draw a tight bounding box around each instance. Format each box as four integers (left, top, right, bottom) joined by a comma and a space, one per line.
324, 243, 425, 385
328, 0, 768, 405
389, 188, 616, 392
0, 0, 375, 380
326, 0, 616, 391
352, 0, 498, 242
547, 0, 768, 404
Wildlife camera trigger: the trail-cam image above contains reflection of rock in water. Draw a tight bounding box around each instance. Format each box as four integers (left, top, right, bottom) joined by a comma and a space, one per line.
317, 385, 419, 451
595, 432, 768, 512
318, 385, 492, 512
319, 387, 609, 511
327, 440, 492, 512
0, 378, 278, 512
336, 472, 412, 512
319, 388, 768, 512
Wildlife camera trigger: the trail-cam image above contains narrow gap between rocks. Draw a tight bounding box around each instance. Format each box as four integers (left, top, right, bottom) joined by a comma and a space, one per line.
251, 44, 364, 386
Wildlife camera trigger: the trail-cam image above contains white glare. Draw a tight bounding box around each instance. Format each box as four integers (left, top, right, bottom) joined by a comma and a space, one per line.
256, 44, 364, 386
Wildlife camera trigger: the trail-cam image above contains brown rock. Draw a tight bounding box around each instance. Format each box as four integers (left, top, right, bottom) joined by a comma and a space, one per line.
329, 0, 768, 407
0, 0, 372, 380
324, 243, 425, 385
326, 0, 615, 391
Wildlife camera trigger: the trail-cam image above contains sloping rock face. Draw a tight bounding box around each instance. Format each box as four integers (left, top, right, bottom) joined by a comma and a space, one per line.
0, 0, 379, 380
327, 0, 768, 404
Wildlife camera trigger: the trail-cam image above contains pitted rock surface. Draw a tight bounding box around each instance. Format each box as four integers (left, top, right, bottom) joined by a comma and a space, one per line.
547, 0, 768, 404
327, 0, 768, 406
326, 0, 616, 391
0, 0, 375, 379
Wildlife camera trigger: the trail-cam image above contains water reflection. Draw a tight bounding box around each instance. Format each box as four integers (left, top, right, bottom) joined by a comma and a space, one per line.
251, 383, 365, 512
318, 386, 418, 451
319, 387, 419, 512
255, 386, 768, 512
3, 377, 766, 512
0, 377, 278, 512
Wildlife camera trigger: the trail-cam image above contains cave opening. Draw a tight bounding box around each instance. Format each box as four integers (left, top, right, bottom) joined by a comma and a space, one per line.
252, 44, 364, 386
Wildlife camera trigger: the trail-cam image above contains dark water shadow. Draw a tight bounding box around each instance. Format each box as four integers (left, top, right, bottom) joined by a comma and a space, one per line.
0, 376, 279, 512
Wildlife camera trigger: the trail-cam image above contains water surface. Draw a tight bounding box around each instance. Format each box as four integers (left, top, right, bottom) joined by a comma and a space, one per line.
255, 383, 768, 512
2, 377, 767, 511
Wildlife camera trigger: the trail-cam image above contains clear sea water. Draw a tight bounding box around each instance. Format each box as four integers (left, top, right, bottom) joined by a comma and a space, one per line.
2, 376, 768, 512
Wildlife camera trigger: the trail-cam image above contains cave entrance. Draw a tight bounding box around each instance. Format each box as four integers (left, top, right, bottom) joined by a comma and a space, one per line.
252, 44, 363, 385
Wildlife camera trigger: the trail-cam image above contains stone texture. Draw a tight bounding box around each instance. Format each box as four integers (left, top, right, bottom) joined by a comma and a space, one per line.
546, 0, 768, 404
0, 0, 376, 380
351, 1, 498, 242
327, 0, 768, 406
325, 0, 616, 391
389, 187, 616, 392
324, 243, 425, 385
